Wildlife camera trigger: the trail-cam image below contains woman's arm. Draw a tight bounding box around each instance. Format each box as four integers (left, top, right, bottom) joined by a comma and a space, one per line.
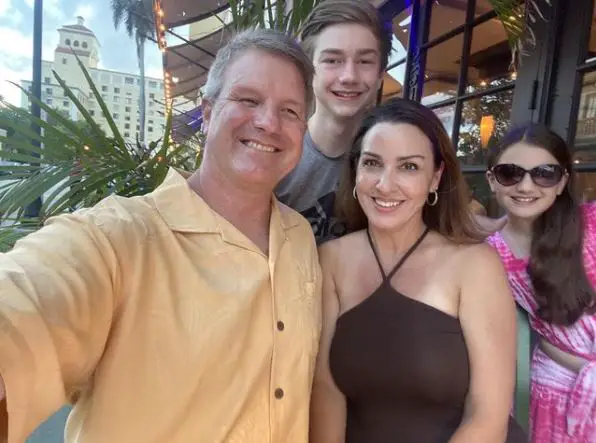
309, 241, 346, 443
449, 244, 518, 443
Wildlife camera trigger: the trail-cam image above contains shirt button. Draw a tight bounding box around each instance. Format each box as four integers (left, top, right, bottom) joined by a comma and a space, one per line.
277, 321, 285, 331
274, 388, 284, 399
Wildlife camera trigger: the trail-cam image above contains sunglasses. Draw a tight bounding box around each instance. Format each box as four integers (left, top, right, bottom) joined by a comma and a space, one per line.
491, 163, 566, 188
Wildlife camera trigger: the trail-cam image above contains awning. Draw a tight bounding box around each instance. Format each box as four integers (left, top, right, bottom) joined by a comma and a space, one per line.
161, 0, 229, 29
165, 26, 232, 101
172, 105, 203, 143
154, 0, 234, 119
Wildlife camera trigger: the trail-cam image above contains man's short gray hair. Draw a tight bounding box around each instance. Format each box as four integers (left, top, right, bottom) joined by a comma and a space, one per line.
203, 28, 314, 113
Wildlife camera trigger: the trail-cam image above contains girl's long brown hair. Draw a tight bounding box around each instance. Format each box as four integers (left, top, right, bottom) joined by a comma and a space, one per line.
335, 98, 484, 244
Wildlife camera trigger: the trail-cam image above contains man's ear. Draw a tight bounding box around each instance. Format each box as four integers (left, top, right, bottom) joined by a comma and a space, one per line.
201, 99, 213, 134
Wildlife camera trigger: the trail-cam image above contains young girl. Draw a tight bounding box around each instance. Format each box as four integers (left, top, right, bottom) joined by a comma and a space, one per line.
485, 123, 596, 442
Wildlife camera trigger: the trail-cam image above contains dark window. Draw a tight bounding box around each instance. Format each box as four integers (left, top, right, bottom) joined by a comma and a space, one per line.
390, 0, 516, 216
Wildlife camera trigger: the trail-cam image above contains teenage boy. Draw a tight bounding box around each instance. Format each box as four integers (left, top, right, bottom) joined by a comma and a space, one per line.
276, 0, 391, 244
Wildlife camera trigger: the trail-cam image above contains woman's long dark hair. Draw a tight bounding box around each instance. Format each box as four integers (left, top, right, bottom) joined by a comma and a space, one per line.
488, 123, 596, 325
335, 98, 484, 244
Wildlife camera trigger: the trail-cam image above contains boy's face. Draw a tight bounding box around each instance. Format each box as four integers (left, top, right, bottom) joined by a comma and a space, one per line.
311, 23, 384, 121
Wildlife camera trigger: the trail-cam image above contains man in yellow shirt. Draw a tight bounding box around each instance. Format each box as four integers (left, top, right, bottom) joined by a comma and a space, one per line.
0, 28, 322, 443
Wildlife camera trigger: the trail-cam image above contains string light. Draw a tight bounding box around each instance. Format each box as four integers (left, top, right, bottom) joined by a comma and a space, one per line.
154, 0, 173, 122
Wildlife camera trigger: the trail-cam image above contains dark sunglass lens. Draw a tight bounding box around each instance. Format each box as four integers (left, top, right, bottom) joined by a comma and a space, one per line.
532, 165, 564, 187
493, 164, 524, 186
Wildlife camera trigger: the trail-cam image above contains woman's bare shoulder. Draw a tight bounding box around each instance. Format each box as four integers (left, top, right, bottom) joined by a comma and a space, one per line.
318, 230, 367, 268
427, 232, 503, 273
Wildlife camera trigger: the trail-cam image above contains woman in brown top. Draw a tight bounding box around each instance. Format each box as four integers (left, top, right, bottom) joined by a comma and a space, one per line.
309, 98, 526, 443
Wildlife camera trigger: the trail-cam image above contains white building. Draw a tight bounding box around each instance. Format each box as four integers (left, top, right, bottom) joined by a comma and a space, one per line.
20, 16, 186, 143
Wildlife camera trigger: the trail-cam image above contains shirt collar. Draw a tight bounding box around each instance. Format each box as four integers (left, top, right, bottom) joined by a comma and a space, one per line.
150, 168, 302, 234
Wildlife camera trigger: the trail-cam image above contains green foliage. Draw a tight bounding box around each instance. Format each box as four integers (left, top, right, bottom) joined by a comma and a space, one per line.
0, 54, 200, 251
228, 0, 321, 34
489, 0, 551, 66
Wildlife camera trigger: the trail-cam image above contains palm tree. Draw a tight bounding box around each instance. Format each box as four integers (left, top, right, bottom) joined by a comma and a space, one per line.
111, 0, 155, 144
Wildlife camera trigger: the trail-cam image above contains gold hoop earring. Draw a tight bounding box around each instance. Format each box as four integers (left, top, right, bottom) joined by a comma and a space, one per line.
352, 186, 357, 199
427, 190, 438, 206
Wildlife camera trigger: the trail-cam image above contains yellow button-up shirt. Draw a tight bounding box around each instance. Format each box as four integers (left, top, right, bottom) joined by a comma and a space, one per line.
0, 169, 322, 443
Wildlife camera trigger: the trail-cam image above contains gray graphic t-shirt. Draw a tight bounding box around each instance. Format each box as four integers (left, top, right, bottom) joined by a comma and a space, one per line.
276, 132, 347, 244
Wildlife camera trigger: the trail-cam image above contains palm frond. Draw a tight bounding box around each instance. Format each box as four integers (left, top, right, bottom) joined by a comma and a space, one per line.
0, 58, 200, 234
0, 223, 38, 253
228, 0, 321, 34
488, 0, 552, 67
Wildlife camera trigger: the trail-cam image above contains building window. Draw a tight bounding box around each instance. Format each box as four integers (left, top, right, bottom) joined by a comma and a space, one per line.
82, 42, 88, 49
149, 93, 155, 99
89, 110, 95, 116
114, 96, 119, 103
101, 85, 108, 92
46, 88, 52, 95
63, 100, 68, 107
402, 1, 514, 160
148, 119, 154, 124
125, 106, 131, 113
125, 123, 130, 129
381, 4, 414, 101
62, 58, 67, 65
114, 104, 120, 111
126, 97, 132, 105
114, 113, 119, 119
124, 132, 130, 137
65, 38, 71, 46
395, 0, 515, 216
73, 40, 79, 47
125, 116, 130, 121
148, 126, 153, 132
125, 77, 134, 85
44, 77, 51, 84
148, 81, 157, 88
114, 87, 120, 94
46, 98, 53, 105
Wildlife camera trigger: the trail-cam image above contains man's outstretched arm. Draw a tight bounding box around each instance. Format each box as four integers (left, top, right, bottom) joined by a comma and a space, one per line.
0, 208, 123, 442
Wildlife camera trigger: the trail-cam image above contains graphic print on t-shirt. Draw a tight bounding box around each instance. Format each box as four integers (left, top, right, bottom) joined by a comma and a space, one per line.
275, 132, 347, 244
299, 191, 346, 244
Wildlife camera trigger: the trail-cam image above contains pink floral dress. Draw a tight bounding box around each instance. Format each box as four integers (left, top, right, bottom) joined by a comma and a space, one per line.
486, 202, 596, 443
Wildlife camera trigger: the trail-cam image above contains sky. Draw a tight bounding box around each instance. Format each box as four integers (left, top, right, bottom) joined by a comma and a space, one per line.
0, 0, 166, 106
